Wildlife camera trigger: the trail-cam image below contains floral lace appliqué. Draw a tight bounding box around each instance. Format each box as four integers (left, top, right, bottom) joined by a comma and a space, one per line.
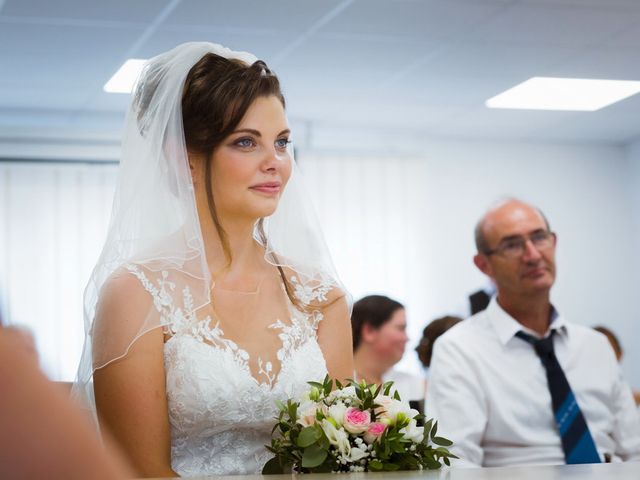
126, 264, 332, 388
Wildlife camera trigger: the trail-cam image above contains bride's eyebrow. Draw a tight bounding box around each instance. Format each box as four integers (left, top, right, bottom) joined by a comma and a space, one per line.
230, 128, 291, 137
231, 128, 261, 136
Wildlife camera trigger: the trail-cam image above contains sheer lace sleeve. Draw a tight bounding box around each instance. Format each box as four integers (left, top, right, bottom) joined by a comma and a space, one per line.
91, 267, 163, 371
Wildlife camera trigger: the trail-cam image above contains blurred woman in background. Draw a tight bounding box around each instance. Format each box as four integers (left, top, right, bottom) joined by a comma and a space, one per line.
351, 295, 425, 406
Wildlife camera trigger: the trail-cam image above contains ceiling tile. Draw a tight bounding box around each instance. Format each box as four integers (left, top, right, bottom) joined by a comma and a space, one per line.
165, 0, 344, 31
2, 0, 164, 23
321, 0, 507, 40
547, 46, 640, 80
137, 27, 296, 63
469, 2, 640, 47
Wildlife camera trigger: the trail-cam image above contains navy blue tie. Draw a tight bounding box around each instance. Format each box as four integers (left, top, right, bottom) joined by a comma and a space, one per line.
515, 330, 601, 464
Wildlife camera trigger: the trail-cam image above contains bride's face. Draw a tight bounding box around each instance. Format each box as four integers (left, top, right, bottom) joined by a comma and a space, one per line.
210, 95, 292, 221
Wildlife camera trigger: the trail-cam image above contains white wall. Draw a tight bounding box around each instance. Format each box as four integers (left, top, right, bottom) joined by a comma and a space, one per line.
299, 140, 640, 387
623, 139, 640, 386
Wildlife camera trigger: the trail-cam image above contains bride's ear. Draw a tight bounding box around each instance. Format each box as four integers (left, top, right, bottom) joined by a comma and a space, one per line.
186, 151, 202, 184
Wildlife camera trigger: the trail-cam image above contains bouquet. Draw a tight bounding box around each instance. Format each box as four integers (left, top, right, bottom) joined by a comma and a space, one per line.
263, 376, 456, 473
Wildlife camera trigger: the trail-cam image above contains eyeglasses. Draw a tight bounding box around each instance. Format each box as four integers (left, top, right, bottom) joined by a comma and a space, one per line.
484, 230, 556, 258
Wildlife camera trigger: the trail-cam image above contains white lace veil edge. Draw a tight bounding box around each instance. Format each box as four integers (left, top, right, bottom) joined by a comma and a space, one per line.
71, 42, 350, 425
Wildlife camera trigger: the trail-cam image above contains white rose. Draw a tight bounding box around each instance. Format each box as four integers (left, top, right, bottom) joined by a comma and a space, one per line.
328, 402, 348, 427
297, 400, 324, 427
375, 396, 416, 424
336, 386, 357, 398
321, 419, 351, 456
400, 419, 424, 443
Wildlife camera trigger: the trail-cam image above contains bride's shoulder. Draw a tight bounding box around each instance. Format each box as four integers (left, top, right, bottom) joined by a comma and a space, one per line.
95, 262, 181, 323
99, 263, 157, 302
279, 265, 347, 311
94, 265, 156, 322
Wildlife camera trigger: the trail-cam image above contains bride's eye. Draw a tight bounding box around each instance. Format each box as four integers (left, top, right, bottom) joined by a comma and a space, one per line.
234, 137, 256, 149
275, 138, 290, 150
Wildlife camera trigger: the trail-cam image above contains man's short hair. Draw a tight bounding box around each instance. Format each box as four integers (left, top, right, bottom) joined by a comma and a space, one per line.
474, 199, 551, 254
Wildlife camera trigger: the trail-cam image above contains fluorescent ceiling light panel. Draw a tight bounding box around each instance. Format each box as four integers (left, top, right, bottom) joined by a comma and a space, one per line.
486, 77, 640, 111
104, 59, 147, 94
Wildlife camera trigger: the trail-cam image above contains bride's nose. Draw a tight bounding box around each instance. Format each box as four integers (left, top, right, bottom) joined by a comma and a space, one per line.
261, 146, 287, 172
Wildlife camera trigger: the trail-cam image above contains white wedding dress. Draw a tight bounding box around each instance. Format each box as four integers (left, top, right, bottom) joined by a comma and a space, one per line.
127, 264, 330, 476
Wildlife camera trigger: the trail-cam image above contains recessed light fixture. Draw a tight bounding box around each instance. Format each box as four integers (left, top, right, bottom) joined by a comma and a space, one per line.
103, 59, 147, 94
486, 77, 640, 111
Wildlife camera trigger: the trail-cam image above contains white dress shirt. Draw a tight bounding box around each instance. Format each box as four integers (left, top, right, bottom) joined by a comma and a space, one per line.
426, 297, 640, 467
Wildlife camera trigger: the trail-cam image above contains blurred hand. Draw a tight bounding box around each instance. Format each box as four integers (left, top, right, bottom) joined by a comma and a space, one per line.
0, 325, 38, 364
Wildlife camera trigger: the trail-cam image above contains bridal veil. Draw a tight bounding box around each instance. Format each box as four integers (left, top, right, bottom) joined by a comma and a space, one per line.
73, 42, 348, 422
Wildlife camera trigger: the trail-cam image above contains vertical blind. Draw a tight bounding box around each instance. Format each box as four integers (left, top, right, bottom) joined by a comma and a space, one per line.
0, 161, 117, 380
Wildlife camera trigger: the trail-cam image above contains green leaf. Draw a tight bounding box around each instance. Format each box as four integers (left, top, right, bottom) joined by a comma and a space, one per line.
301, 444, 328, 468
274, 399, 286, 412
424, 456, 441, 470
288, 401, 298, 421
297, 426, 320, 448
262, 456, 284, 474
383, 381, 393, 396
430, 420, 438, 439
368, 460, 384, 471
373, 383, 382, 398
323, 375, 333, 395
422, 420, 433, 443
432, 436, 453, 447
393, 390, 401, 401
383, 462, 400, 471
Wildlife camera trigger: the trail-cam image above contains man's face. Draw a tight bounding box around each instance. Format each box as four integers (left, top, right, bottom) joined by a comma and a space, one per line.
474, 202, 557, 299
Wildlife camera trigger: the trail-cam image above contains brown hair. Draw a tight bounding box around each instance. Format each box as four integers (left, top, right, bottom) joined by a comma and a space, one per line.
351, 295, 404, 351
180, 53, 301, 309
415, 316, 462, 368
593, 325, 623, 361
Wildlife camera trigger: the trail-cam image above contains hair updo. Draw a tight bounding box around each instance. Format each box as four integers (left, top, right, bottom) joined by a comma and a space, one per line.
181, 53, 284, 155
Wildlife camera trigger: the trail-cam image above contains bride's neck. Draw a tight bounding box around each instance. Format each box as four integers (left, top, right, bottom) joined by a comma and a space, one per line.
198, 210, 265, 286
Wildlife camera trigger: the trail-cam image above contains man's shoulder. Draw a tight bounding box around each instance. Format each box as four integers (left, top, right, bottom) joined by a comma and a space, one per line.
437, 311, 493, 347
563, 321, 617, 351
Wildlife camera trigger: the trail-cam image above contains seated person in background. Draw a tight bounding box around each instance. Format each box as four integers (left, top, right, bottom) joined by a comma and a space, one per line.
415, 315, 462, 372
427, 198, 640, 467
351, 295, 426, 407
593, 325, 640, 406
0, 324, 130, 479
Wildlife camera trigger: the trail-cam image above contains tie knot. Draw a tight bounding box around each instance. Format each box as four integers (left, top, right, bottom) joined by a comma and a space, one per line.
534, 335, 554, 357
515, 330, 556, 360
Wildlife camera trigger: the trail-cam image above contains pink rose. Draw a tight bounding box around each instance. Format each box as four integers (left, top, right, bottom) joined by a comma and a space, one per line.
364, 422, 387, 444
343, 407, 371, 434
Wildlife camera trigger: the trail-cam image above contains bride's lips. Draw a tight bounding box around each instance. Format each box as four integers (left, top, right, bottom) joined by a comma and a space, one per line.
249, 181, 282, 195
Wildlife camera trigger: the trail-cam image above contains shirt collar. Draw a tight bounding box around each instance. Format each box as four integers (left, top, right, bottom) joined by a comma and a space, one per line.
486, 296, 567, 346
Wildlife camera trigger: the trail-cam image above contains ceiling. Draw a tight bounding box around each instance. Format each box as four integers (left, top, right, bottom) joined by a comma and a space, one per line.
1, 0, 640, 156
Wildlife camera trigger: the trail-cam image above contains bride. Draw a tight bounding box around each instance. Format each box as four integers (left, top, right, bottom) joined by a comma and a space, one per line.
73, 42, 354, 477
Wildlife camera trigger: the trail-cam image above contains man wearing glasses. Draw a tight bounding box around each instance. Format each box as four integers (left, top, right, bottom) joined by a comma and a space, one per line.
426, 199, 640, 467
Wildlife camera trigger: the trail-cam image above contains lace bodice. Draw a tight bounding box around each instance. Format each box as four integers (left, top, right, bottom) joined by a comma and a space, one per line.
127, 265, 330, 476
